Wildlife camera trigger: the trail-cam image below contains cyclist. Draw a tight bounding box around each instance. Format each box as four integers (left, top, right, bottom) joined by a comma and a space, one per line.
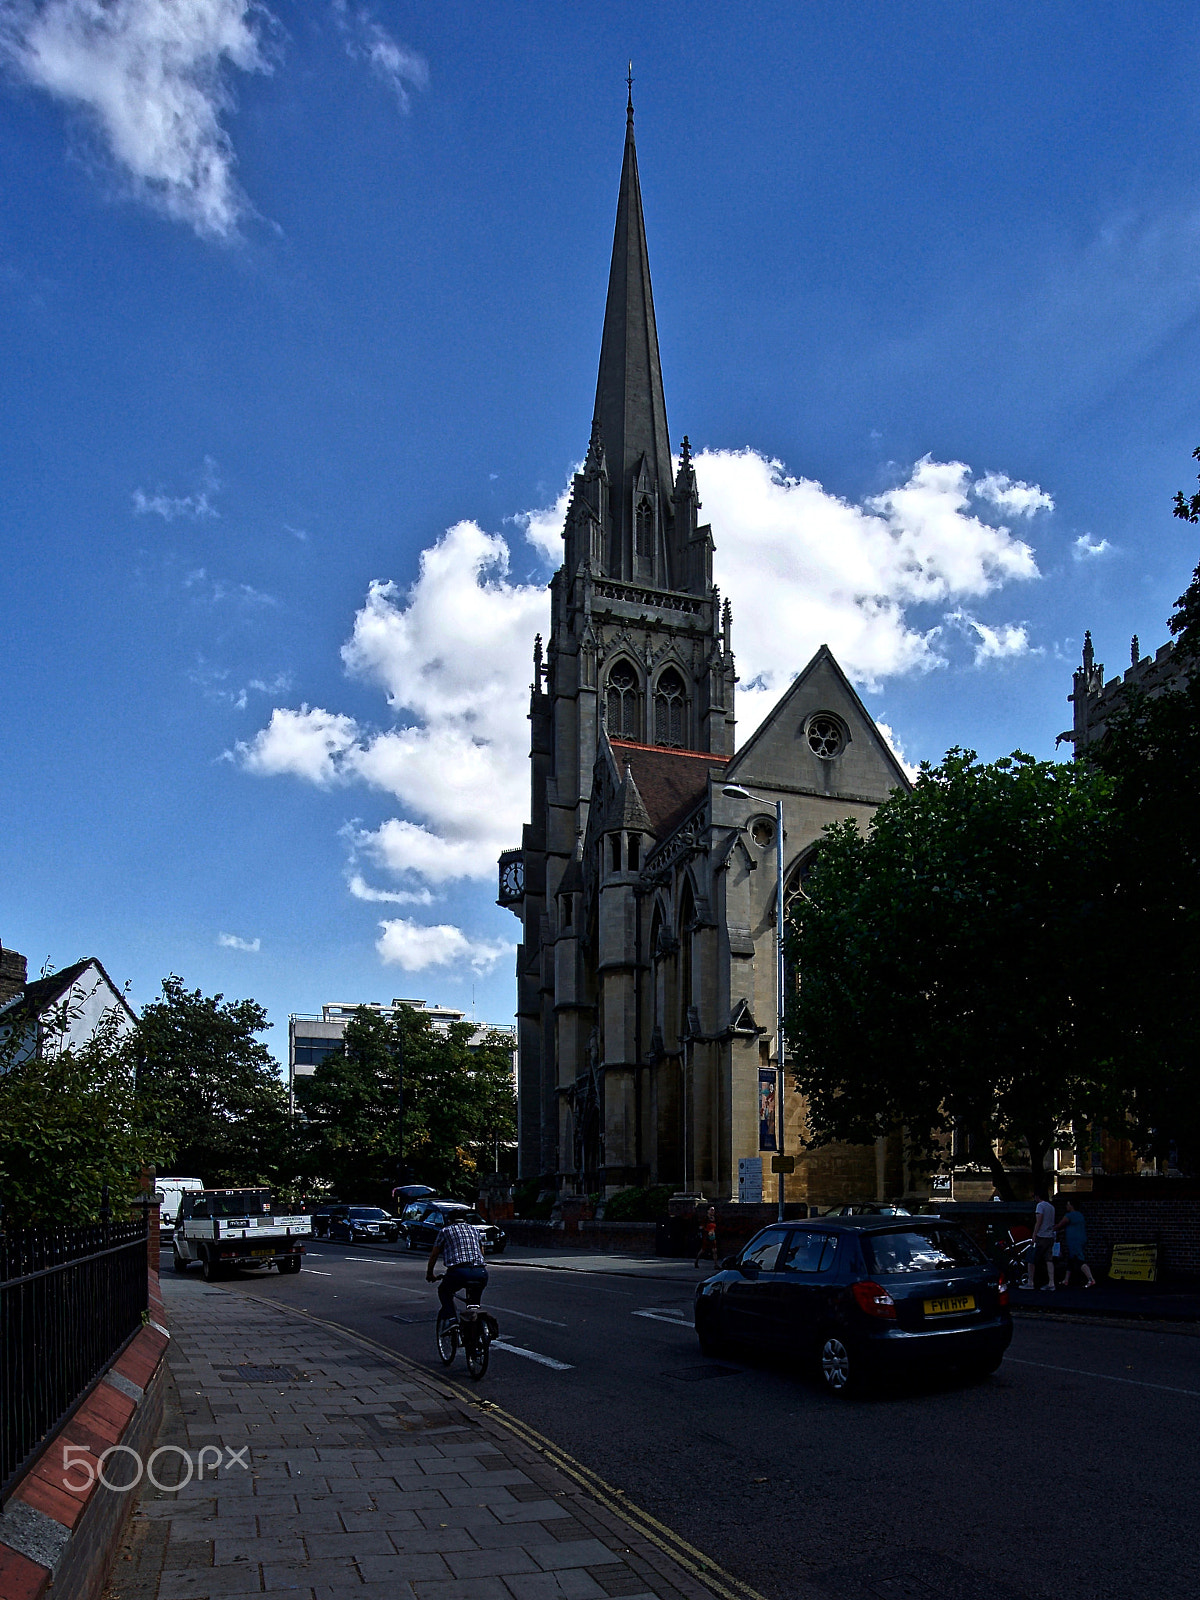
426, 1213, 487, 1319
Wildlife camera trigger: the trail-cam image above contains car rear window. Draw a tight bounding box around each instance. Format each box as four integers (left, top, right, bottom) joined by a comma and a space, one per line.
864, 1227, 985, 1275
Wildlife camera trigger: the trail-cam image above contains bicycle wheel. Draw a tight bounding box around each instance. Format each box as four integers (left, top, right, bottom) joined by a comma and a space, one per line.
436, 1312, 457, 1365
465, 1320, 490, 1380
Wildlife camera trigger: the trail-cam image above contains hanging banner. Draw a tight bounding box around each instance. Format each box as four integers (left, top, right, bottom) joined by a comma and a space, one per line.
758, 1069, 777, 1151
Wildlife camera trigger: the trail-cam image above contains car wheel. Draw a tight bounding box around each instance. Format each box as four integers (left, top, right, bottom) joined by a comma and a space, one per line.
697, 1322, 728, 1358
968, 1352, 1004, 1380
172, 1248, 189, 1274
201, 1255, 222, 1282
819, 1333, 858, 1396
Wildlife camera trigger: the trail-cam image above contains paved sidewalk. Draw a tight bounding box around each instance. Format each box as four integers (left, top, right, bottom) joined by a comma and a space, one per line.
106, 1274, 753, 1600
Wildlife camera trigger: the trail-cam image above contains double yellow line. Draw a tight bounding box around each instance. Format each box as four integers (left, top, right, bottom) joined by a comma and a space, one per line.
231, 1287, 766, 1600
449, 1389, 768, 1600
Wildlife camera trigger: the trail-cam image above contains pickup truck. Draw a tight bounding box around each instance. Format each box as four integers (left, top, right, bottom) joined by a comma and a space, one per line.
172, 1187, 311, 1281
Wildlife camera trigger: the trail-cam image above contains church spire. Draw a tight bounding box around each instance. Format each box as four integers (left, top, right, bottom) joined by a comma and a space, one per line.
592, 80, 674, 579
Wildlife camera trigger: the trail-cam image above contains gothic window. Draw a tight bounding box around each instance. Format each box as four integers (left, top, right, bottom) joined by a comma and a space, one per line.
610, 835, 622, 873
606, 660, 641, 740
679, 879, 695, 1031
635, 496, 654, 561
627, 835, 640, 871
654, 668, 686, 748
805, 713, 845, 759
784, 849, 818, 914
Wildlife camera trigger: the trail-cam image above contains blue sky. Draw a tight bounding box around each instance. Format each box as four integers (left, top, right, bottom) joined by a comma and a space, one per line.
3, 1, 1199, 1068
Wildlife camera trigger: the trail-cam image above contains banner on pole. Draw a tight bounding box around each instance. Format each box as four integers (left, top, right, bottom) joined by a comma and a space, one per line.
758, 1069, 777, 1151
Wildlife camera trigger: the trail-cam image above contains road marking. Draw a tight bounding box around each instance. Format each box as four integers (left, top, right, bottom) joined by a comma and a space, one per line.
491, 1340, 574, 1371
1006, 1356, 1200, 1398
302, 1269, 332, 1276
459, 1400, 766, 1600
487, 1304, 568, 1328
343, 1257, 398, 1265
633, 1309, 693, 1327
208, 1294, 762, 1600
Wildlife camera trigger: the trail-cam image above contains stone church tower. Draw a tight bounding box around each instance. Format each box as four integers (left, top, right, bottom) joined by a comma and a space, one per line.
499, 100, 910, 1203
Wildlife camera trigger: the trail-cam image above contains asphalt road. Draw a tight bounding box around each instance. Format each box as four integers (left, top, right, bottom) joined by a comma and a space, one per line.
216, 1240, 1200, 1600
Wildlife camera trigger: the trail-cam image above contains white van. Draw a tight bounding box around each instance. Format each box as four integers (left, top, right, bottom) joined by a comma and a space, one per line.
155, 1176, 204, 1231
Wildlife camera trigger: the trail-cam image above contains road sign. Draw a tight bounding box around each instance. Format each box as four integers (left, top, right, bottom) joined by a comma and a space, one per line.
770, 1155, 795, 1174
1109, 1243, 1158, 1282
738, 1157, 763, 1204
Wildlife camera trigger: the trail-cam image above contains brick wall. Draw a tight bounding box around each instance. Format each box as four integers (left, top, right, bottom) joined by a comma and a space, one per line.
1070, 1196, 1200, 1279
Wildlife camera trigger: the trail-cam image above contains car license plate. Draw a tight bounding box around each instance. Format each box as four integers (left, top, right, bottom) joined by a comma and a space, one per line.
249, 1247, 275, 1257
924, 1294, 975, 1316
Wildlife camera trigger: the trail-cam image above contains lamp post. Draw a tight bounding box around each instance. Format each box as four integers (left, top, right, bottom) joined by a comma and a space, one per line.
723, 784, 787, 1222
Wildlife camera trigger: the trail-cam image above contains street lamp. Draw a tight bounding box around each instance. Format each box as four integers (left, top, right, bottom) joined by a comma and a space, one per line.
723, 784, 788, 1222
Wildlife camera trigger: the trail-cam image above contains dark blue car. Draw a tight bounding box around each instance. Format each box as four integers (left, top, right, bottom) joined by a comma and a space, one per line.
694, 1217, 1012, 1395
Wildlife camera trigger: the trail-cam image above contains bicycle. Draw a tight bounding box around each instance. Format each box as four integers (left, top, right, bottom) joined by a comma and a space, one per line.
434, 1276, 498, 1380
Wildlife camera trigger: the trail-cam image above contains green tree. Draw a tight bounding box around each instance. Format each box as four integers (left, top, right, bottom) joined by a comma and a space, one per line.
131, 975, 289, 1184
1089, 473, 1200, 1166
786, 749, 1122, 1197
296, 1006, 516, 1200
0, 999, 166, 1223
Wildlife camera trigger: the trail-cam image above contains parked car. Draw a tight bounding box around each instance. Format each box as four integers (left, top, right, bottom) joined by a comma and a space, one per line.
328, 1206, 400, 1244
694, 1217, 1011, 1395
310, 1201, 345, 1239
821, 1203, 912, 1217
399, 1199, 506, 1254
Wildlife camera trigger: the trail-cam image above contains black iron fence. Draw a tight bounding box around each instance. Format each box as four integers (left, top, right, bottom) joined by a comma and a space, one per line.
1, 1219, 149, 1505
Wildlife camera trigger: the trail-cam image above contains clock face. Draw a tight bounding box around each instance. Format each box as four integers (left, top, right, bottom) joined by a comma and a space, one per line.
500, 858, 524, 898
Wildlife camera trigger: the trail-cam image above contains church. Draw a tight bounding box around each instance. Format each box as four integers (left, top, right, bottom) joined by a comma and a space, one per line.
498, 96, 911, 1204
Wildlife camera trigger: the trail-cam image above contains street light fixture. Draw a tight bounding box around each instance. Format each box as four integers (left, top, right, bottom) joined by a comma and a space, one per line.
722, 783, 788, 1222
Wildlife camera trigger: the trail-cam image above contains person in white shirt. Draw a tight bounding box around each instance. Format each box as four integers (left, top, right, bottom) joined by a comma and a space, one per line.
1028, 1189, 1057, 1290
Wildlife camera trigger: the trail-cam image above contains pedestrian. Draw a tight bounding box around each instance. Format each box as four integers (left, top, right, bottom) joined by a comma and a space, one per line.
1055, 1197, 1096, 1288
694, 1205, 719, 1269
1028, 1187, 1057, 1290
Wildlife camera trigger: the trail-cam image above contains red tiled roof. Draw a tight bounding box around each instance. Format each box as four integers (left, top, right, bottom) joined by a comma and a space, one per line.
610, 740, 728, 838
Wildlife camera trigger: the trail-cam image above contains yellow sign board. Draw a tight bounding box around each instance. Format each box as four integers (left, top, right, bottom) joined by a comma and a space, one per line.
770, 1155, 795, 1174
1109, 1243, 1158, 1282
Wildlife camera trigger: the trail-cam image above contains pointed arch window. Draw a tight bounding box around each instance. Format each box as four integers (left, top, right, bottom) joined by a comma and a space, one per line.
606, 660, 641, 741
654, 668, 687, 748
635, 496, 655, 562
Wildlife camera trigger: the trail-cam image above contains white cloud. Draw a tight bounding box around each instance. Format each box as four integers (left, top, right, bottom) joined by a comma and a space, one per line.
874, 721, 920, 783
346, 872, 433, 907
332, 1, 426, 112
1074, 534, 1113, 560
701, 449, 1043, 725
0, 0, 273, 238
184, 568, 277, 607
945, 608, 1037, 666
375, 918, 510, 973
218, 931, 260, 951
509, 479, 573, 564
973, 472, 1054, 517
235, 704, 360, 785
238, 447, 1049, 962
133, 454, 221, 518
134, 487, 218, 520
